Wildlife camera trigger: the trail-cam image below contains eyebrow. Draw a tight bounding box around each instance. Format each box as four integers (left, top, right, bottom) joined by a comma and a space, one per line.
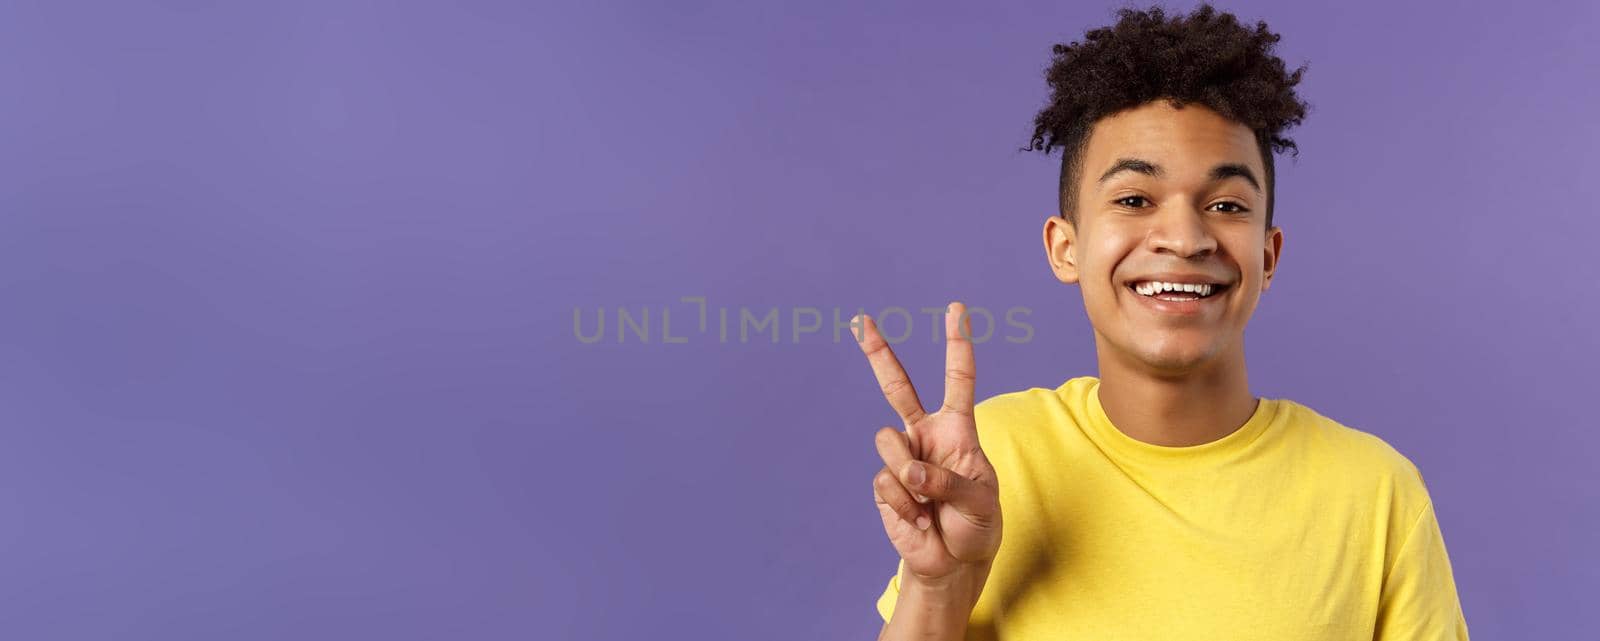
1097, 158, 1262, 194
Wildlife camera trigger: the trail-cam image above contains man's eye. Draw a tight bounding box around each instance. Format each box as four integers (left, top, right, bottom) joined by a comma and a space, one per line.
1209, 201, 1249, 214
1114, 196, 1149, 208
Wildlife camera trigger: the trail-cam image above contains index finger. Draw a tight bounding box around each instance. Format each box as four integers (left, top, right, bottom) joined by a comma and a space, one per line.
854, 314, 928, 426
941, 301, 976, 415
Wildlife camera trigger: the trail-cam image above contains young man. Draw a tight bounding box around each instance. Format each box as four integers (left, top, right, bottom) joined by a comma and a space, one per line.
857, 5, 1469, 640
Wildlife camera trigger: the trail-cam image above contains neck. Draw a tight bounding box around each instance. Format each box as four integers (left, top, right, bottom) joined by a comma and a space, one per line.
1092, 340, 1258, 447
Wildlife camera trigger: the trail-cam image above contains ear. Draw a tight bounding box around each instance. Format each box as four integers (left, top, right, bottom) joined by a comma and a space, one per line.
1043, 215, 1080, 285
1261, 225, 1284, 291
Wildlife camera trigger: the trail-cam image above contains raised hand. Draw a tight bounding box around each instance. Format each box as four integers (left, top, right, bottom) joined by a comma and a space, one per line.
858, 302, 1002, 585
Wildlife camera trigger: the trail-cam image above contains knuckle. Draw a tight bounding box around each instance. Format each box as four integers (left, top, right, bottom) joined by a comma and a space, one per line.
861, 333, 889, 354
933, 470, 967, 498
944, 367, 975, 383
903, 409, 928, 426
873, 468, 895, 493
879, 377, 912, 398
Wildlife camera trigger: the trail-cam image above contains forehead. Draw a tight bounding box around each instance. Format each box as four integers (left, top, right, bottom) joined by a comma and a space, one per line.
1080, 101, 1262, 181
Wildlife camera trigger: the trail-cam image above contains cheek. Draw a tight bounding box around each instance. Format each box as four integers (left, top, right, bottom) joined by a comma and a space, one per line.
1088, 281, 1122, 312
1082, 238, 1136, 296
1082, 259, 1115, 289
1230, 236, 1267, 270
1077, 252, 1130, 313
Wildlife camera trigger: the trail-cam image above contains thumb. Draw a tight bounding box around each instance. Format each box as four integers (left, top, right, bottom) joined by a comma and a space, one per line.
900, 459, 998, 526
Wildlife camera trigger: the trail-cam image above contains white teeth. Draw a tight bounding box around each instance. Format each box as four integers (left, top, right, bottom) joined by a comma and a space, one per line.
1134, 281, 1217, 298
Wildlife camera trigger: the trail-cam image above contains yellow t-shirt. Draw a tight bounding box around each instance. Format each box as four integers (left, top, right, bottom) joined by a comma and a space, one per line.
877, 376, 1469, 640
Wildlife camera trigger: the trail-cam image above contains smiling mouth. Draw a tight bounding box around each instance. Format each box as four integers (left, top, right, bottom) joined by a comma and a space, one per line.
1125, 281, 1232, 302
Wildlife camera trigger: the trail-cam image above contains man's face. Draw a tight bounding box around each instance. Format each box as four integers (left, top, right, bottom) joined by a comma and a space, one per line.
1043, 101, 1283, 376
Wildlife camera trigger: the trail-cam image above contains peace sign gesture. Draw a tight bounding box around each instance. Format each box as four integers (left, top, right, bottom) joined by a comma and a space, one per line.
858, 302, 1002, 586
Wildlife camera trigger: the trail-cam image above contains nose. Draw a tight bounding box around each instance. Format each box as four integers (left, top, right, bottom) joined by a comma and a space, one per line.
1146, 203, 1219, 259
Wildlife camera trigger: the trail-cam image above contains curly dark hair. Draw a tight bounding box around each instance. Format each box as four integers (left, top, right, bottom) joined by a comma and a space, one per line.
1025, 3, 1310, 228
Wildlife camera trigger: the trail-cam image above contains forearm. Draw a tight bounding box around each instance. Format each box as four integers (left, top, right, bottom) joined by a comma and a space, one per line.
879, 569, 986, 641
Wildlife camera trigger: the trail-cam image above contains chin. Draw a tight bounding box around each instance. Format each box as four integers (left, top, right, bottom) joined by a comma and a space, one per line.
1141, 354, 1210, 375
1131, 342, 1222, 375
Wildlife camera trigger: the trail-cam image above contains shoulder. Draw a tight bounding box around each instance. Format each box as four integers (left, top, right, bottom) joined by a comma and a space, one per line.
972, 376, 1088, 425
974, 386, 1066, 421
1281, 400, 1420, 473
1276, 399, 1434, 514
974, 375, 1096, 413
969, 376, 1094, 450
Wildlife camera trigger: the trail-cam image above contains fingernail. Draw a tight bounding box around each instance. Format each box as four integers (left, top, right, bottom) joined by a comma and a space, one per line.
915, 515, 931, 530
906, 463, 925, 488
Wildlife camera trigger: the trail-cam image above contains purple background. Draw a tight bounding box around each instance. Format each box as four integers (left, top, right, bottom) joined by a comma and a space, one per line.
1, 0, 1595, 639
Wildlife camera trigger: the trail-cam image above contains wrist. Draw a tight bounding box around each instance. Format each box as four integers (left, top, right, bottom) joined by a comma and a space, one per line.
901, 562, 990, 608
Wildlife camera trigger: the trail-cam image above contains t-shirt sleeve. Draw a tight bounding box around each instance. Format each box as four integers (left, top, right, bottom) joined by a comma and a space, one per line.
1373, 500, 1470, 640
875, 560, 903, 623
